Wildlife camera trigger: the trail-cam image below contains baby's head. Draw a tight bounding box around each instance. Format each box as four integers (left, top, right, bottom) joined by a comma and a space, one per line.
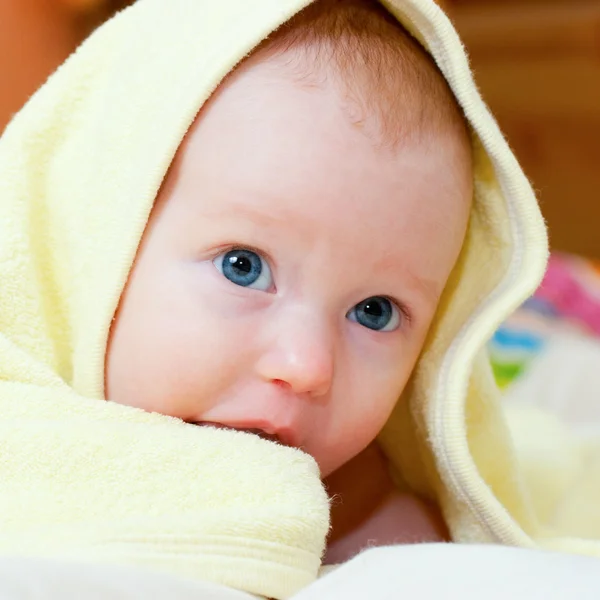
105, 0, 472, 477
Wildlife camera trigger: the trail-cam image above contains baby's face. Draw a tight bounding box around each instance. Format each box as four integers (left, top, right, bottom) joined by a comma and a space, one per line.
105, 50, 472, 477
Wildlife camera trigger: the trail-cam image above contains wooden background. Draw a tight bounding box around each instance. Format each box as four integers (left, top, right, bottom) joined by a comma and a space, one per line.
450, 0, 600, 259
2, 0, 600, 258
0, 0, 126, 133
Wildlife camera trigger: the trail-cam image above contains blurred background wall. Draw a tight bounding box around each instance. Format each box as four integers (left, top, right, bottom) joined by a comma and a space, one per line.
0, 1, 131, 132
449, 0, 600, 259
2, 0, 599, 259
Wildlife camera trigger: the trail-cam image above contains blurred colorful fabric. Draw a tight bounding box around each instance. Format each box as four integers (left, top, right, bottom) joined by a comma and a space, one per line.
490, 253, 600, 389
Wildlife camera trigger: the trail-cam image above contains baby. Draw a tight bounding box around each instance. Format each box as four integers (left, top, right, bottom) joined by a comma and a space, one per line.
105, 0, 472, 563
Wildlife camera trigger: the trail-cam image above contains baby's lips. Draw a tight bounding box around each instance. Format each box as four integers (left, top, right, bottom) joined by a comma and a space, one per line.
191, 420, 299, 447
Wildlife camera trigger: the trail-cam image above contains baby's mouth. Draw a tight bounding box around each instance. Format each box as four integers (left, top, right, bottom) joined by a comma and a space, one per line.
192, 422, 282, 445
235, 427, 281, 444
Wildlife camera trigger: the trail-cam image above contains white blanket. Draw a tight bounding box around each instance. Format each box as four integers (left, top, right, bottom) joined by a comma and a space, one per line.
2, 545, 599, 600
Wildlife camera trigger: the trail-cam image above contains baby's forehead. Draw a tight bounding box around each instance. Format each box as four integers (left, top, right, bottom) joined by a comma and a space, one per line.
245, 0, 469, 152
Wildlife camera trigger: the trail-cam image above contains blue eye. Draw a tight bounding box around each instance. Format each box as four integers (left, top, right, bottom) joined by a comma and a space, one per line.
213, 248, 273, 291
347, 296, 401, 332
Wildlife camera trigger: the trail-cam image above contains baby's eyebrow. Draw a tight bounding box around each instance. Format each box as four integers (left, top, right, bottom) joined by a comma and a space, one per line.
225, 203, 288, 226
372, 255, 442, 306
204, 199, 315, 237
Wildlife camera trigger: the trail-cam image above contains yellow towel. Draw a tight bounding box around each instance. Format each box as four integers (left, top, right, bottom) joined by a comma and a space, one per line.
0, 396, 329, 598
1, 0, 600, 599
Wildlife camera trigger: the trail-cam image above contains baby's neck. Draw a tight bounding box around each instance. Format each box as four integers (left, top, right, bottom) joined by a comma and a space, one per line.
323, 443, 449, 564
324, 443, 396, 546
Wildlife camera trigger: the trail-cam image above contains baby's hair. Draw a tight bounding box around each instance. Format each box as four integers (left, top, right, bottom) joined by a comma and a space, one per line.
254, 0, 469, 150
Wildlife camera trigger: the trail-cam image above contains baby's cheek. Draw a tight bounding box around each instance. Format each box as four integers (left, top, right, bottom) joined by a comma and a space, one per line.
142, 332, 230, 418
315, 367, 406, 477
315, 408, 390, 478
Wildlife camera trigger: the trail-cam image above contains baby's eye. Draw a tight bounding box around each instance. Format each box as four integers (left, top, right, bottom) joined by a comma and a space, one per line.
213, 248, 273, 291
347, 296, 401, 332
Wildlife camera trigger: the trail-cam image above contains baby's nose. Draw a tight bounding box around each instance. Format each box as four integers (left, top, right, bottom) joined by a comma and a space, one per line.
256, 314, 334, 398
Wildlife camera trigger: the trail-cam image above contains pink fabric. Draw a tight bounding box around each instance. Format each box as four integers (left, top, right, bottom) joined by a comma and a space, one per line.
536, 254, 600, 337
